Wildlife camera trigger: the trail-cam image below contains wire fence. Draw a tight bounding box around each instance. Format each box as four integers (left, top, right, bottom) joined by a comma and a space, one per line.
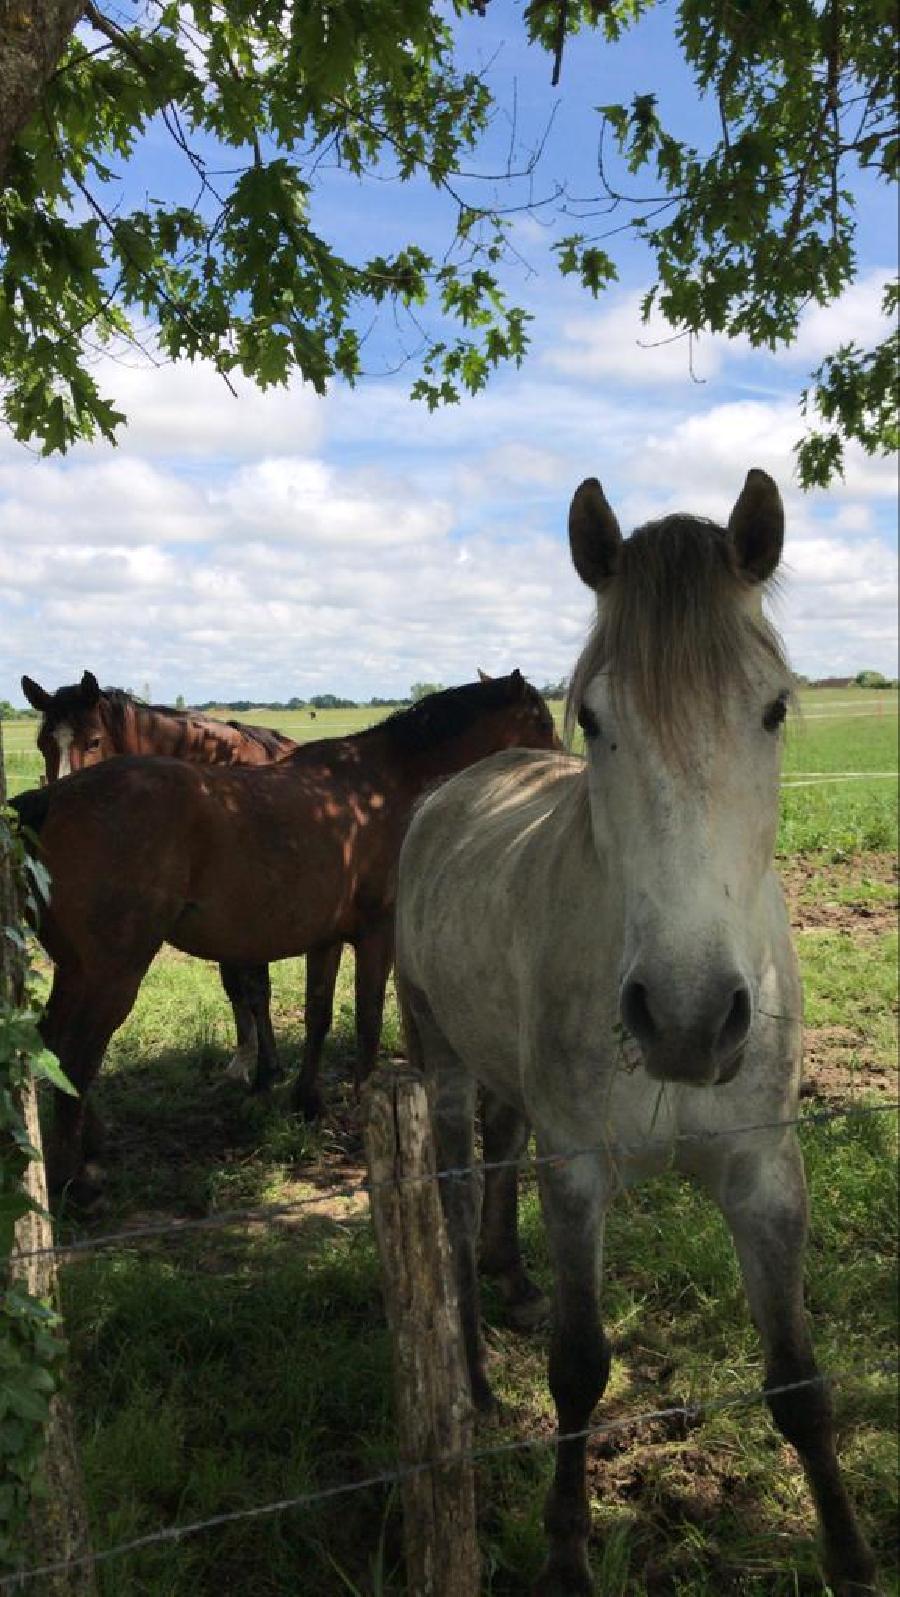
16, 1099, 898, 1266
3, 1358, 896, 1589
6, 1089, 896, 1587
8, 783, 897, 1588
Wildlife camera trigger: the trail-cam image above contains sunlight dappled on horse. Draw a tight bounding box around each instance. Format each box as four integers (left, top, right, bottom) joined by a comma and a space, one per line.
13, 672, 558, 1195
395, 472, 876, 1596
21, 670, 297, 776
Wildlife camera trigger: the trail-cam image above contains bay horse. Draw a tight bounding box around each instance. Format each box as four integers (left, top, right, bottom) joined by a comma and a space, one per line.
394, 473, 876, 1595
20, 671, 297, 779
21, 671, 296, 1089
13, 672, 558, 1192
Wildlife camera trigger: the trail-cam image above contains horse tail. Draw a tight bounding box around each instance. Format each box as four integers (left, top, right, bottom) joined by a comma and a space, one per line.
8, 785, 51, 841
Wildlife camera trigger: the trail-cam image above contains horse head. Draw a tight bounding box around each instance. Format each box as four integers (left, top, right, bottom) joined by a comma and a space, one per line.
567, 470, 790, 1087
22, 669, 113, 780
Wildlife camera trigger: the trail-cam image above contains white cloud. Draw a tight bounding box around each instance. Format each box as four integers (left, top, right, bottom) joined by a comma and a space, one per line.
610, 399, 898, 530
0, 457, 217, 544
784, 267, 895, 366
72, 356, 325, 460
2, 340, 896, 705
545, 289, 734, 387
212, 457, 454, 548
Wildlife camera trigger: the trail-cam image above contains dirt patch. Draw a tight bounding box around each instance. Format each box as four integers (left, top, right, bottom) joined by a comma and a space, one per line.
582, 1429, 818, 1594
781, 853, 898, 936
801, 1024, 896, 1103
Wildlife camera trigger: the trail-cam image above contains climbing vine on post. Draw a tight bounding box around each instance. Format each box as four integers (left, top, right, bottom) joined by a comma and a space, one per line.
0, 730, 69, 1574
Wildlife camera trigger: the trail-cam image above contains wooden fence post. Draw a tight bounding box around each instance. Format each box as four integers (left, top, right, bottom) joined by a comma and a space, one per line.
363, 1066, 479, 1597
1, 726, 96, 1594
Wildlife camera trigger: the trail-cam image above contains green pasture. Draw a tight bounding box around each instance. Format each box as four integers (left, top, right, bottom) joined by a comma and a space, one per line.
4, 685, 897, 855
52, 921, 897, 1597
3, 682, 897, 1594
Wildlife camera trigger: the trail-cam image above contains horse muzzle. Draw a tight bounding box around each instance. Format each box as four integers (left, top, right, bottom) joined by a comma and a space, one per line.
619, 966, 754, 1087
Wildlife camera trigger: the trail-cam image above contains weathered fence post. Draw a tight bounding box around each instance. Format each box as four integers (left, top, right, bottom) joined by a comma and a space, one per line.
363, 1065, 479, 1597
1, 726, 96, 1594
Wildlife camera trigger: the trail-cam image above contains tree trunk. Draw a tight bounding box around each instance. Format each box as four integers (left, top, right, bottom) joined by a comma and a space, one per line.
363, 1066, 479, 1597
0, 0, 87, 188
1, 725, 97, 1593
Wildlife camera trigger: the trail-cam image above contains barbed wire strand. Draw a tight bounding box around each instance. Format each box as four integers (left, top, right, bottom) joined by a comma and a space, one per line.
17, 1100, 898, 1265
2, 1359, 895, 1589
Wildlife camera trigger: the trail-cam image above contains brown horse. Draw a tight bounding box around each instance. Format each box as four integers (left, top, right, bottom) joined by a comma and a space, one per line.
21, 670, 297, 776
22, 670, 296, 1088
13, 671, 558, 1191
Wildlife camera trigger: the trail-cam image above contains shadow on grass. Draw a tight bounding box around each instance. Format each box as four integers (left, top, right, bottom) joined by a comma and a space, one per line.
46, 1029, 376, 1240
60, 1213, 407, 1597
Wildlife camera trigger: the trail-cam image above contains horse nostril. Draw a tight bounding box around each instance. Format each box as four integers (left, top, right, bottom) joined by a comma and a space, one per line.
620, 978, 658, 1050
716, 983, 752, 1061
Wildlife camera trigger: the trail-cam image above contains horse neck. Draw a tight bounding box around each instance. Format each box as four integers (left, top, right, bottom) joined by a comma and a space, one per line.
117, 701, 227, 760
385, 721, 515, 797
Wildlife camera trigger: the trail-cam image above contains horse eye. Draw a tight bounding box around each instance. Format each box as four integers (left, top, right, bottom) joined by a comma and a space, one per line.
762, 694, 789, 732
87, 737, 102, 751
577, 704, 599, 739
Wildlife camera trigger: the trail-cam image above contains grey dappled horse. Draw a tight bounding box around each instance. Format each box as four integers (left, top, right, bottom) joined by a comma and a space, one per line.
395, 471, 876, 1596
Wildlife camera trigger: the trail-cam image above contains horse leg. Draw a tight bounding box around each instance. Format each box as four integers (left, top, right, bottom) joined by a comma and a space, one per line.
219, 962, 258, 1085
708, 1135, 876, 1595
479, 1090, 547, 1328
241, 965, 281, 1093
41, 958, 153, 1196
221, 964, 280, 1092
292, 943, 342, 1119
534, 1155, 610, 1597
399, 979, 494, 1415
352, 917, 393, 1097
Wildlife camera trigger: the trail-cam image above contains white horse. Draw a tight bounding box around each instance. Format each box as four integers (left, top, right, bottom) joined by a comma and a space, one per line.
395, 471, 876, 1596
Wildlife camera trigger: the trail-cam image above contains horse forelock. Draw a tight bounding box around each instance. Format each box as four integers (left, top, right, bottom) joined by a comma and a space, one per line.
565, 514, 790, 757
35, 684, 91, 732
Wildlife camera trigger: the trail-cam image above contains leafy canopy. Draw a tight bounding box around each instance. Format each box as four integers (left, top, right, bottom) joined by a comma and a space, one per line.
0, 0, 895, 485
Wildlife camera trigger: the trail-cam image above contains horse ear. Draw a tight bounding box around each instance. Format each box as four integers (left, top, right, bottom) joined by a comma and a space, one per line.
727, 470, 784, 583
510, 668, 526, 697
477, 667, 492, 682
568, 479, 622, 590
80, 671, 101, 704
21, 675, 51, 712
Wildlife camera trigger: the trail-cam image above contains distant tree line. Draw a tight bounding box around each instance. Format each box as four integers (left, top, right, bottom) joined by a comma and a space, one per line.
190, 692, 406, 713
3, 671, 896, 724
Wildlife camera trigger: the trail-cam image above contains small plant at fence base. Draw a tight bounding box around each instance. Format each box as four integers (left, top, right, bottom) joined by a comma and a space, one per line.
0, 803, 69, 1571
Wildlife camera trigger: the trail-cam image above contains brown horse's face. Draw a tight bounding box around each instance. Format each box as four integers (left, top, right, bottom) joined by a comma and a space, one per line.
475, 671, 561, 760
21, 671, 114, 782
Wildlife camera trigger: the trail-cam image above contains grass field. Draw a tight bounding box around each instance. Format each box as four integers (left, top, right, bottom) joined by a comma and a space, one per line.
4, 686, 898, 1595
3, 688, 898, 856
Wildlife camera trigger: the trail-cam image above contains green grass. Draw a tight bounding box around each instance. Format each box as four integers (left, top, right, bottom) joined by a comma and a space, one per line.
5, 683, 896, 1593
41, 929, 897, 1597
799, 930, 898, 1069
5, 689, 897, 854
54, 1008, 897, 1595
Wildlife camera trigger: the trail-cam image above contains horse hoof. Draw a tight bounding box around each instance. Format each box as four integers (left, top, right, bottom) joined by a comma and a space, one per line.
507, 1289, 551, 1332
485, 1266, 550, 1331
82, 1109, 106, 1158
828, 1571, 880, 1596
53, 1162, 107, 1210
531, 1556, 593, 1597
293, 1087, 325, 1122
224, 1052, 254, 1086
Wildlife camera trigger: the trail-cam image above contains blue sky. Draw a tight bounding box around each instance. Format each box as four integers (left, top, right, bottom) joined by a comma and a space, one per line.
0, 2, 896, 705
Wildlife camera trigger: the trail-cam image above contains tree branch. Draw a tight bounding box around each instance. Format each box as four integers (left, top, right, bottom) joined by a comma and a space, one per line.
0, 0, 87, 188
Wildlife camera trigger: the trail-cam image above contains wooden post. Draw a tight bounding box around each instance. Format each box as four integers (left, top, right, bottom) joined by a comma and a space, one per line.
1, 726, 96, 1594
363, 1066, 479, 1597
